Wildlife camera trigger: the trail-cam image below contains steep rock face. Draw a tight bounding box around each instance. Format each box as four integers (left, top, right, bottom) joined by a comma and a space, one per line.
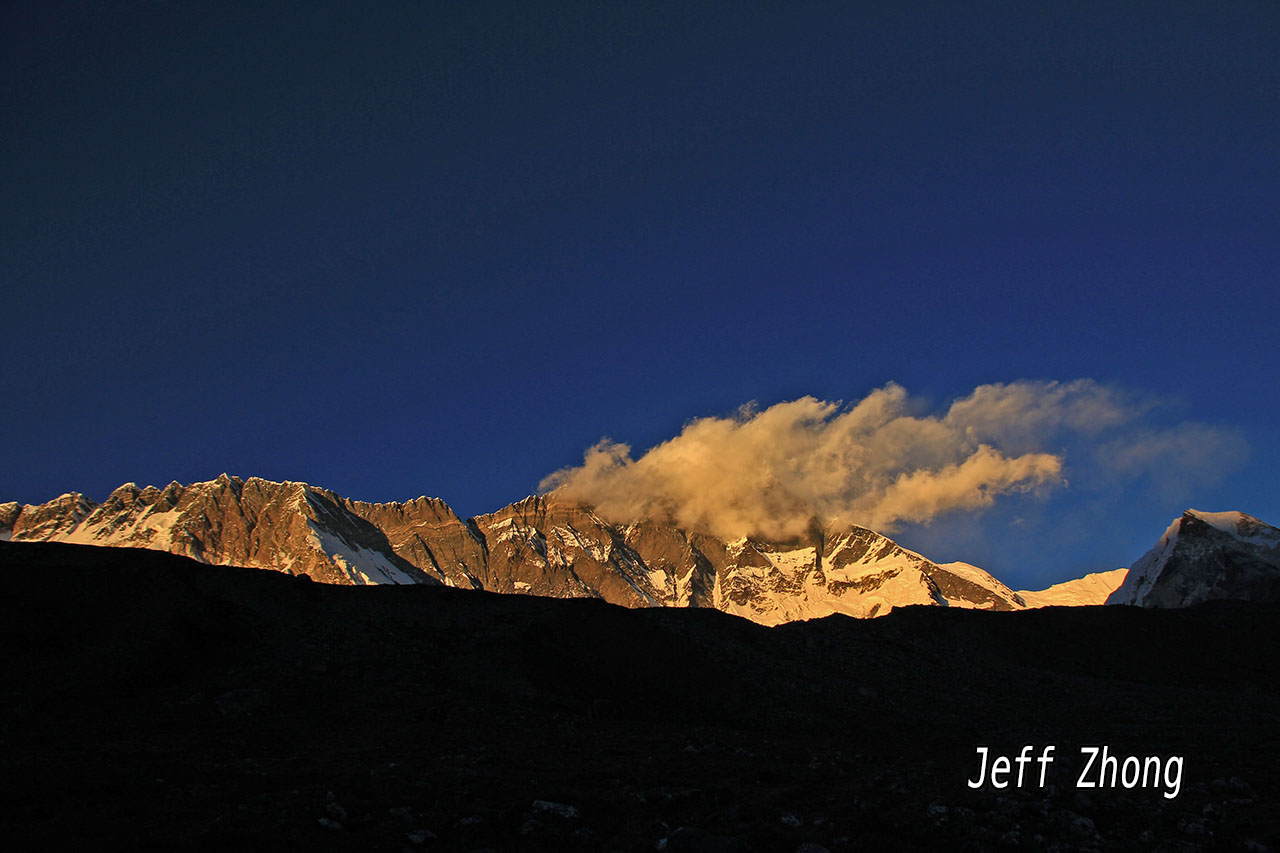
471, 496, 662, 607
1107, 510, 1280, 608
343, 495, 487, 589
0, 501, 26, 538
620, 520, 718, 608
6, 492, 94, 540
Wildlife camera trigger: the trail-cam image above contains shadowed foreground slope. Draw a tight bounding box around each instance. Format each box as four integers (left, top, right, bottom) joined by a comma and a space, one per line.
2, 540, 1278, 850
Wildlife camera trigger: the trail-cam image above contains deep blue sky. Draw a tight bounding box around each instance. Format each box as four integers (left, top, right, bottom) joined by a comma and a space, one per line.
4, 2, 1277, 587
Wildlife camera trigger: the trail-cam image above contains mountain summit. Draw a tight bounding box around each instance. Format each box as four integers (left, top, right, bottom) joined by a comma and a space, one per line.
1107, 509, 1280, 607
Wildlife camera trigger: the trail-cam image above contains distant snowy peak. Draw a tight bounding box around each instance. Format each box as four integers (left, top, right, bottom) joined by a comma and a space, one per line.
1018, 568, 1128, 608
1108, 510, 1280, 607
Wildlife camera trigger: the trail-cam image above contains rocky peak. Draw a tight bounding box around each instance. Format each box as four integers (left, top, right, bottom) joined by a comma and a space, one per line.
8, 492, 95, 541
1108, 509, 1280, 607
108, 482, 140, 499
0, 501, 21, 536
210, 473, 245, 492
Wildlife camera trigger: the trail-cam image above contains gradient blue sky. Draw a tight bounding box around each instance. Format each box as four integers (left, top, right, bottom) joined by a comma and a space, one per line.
3, 2, 1277, 588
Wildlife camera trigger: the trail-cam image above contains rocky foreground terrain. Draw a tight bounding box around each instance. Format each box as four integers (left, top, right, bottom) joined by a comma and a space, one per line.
3, 540, 1278, 850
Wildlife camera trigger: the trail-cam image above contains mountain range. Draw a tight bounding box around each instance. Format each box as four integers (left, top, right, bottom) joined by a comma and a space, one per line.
4, 475, 1277, 622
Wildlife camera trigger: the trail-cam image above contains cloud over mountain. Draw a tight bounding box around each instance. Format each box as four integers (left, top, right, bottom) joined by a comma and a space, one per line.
540, 380, 1246, 540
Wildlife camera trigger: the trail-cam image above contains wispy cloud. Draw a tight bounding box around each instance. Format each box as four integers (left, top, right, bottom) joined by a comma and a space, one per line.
540, 379, 1248, 540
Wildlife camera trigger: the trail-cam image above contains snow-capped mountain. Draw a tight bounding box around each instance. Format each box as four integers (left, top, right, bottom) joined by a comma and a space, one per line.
1107, 510, 1280, 607
0, 476, 1025, 624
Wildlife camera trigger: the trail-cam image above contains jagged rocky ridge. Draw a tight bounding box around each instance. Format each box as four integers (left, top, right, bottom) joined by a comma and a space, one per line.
1, 475, 1030, 625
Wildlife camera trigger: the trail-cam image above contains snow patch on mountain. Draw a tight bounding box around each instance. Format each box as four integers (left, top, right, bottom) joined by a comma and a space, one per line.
306, 523, 418, 585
